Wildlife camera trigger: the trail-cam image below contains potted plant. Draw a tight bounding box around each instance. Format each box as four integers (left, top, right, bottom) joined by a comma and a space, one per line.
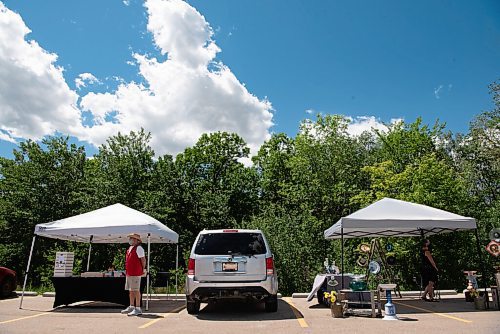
324, 291, 343, 318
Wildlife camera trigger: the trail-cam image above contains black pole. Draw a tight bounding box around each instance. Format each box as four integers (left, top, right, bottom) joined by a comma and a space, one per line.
341, 227, 344, 289
420, 229, 425, 272
474, 228, 488, 293
419, 229, 425, 293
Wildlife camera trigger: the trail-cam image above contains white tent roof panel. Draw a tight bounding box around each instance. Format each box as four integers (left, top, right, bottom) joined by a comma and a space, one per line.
34, 203, 178, 243
324, 198, 476, 239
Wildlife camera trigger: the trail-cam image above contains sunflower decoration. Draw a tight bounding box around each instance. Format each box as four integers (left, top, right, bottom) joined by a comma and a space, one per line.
323, 291, 338, 304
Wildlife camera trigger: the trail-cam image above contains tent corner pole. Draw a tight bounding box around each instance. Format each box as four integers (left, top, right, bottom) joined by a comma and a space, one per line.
341, 227, 344, 290
86, 235, 93, 272
474, 228, 488, 293
175, 244, 179, 296
146, 234, 151, 311
20, 235, 36, 309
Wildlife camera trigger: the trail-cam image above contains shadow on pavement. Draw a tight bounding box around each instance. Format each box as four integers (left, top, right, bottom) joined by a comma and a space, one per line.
195, 299, 298, 321
308, 301, 421, 321
52, 302, 122, 313
0, 293, 18, 300
308, 303, 327, 309
398, 317, 419, 321
393, 297, 481, 315
138, 314, 163, 319
309, 296, 483, 316
52, 299, 185, 315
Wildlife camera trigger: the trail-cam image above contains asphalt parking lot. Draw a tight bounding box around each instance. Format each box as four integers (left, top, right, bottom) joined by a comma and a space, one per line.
0, 294, 498, 334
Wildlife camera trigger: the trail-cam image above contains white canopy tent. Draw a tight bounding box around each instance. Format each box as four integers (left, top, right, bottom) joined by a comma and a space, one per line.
20, 204, 179, 310
323, 198, 482, 289
324, 197, 477, 239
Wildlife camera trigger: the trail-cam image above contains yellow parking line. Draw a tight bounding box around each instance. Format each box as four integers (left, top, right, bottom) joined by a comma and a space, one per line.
138, 305, 186, 329
394, 301, 472, 323
0, 312, 51, 325
283, 297, 308, 328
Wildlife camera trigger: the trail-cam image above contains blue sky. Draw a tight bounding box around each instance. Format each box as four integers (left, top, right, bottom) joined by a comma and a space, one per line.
0, 0, 499, 159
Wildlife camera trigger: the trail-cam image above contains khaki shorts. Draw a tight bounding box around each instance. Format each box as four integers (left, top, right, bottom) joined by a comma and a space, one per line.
125, 276, 141, 291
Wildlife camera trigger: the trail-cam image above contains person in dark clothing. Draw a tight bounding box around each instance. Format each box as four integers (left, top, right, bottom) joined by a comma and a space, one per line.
421, 239, 439, 301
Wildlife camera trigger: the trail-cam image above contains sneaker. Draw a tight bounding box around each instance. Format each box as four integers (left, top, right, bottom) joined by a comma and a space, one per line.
128, 308, 142, 316
121, 306, 134, 314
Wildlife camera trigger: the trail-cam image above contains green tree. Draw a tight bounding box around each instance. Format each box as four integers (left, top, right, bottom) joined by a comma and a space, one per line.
0, 137, 87, 286
174, 132, 259, 258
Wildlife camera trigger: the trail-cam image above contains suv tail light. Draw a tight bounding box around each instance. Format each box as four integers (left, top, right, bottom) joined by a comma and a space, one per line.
266, 257, 274, 276
188, 258, 195, 275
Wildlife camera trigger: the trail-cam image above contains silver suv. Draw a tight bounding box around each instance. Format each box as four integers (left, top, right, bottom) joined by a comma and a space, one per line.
185, 229, 278, 314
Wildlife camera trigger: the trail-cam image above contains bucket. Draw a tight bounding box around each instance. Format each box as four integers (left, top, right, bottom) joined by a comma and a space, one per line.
331, 303, 344, 318
474, 296, 487, 310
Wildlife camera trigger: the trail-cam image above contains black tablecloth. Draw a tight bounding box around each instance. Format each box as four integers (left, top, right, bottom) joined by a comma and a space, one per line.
51, 277, 146, 308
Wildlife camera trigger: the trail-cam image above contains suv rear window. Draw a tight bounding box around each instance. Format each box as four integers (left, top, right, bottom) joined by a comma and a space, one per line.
195, 232, 267, 255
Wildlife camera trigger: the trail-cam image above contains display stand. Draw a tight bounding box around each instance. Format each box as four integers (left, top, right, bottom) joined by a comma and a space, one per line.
379, 284, 399, 320
54, 252, 74, 277
340, 289, 381, 318
365, 239, 401, 298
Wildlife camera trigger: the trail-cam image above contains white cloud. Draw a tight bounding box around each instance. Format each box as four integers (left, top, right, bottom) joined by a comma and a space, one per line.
0, 2, 82, 142
346, 116, 391, 136
305, 109, 314, 115
301, 115, 401, 140
434, 85, 443, 99
0, 130, 16, 143
79, 0, 273, 156
75, 72, 101, 89
123, 0, 131, 6
0, 0, 273, 158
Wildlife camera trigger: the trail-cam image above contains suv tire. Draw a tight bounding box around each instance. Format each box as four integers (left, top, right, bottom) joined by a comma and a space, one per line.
264, 294, 278, 312
186, 297, 200, 314
1, 277, 13, 298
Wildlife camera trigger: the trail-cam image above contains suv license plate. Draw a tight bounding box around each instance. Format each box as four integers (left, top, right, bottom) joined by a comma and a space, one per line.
222, 262, 238, 271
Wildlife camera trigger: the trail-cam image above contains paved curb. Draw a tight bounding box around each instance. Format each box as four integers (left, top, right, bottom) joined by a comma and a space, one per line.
31, 292, 284, 299
291, 290, 458, 298
14, 291, 37, 296
147, 293, 283, 299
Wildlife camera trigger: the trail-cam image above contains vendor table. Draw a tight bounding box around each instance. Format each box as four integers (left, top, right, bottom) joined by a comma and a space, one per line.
51, 277, 146, 308
307, 274, 357, 302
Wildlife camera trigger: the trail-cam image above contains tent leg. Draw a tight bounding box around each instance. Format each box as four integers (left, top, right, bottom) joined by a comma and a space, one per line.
175, 244, 179, 296
20, 236, 36, 309
86, 235, 93, 271
419, 229, 425, 295
474, 229, 488, 293
146, 234, 151, 311
341, 227, 344, 289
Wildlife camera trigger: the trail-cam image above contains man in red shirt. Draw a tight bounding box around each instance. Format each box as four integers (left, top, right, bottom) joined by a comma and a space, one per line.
121, 233, 146, 316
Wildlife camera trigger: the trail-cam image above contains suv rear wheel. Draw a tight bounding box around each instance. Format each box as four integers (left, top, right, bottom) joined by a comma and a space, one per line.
186, 297, 200, 314
1, 277, 14, 298
264, 294, 278, 312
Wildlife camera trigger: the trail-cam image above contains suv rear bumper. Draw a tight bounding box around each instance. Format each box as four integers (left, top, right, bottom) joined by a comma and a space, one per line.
186, 275, 278, 301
